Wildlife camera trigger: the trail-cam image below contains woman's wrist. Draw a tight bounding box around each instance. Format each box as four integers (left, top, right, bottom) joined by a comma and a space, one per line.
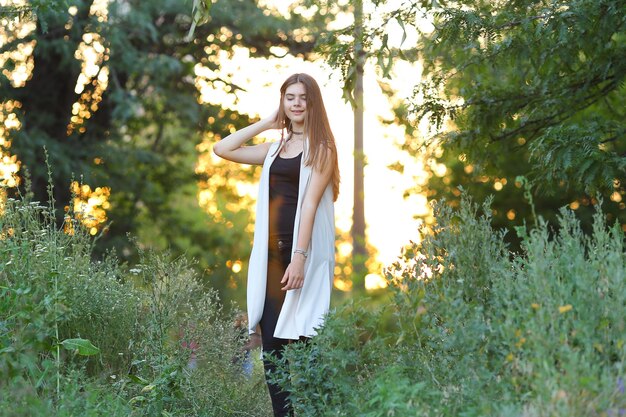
294, 248, 308, 259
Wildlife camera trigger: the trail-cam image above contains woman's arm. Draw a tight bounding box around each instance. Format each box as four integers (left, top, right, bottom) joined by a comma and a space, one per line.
281, 157, 334, 291
213, 110, 279, 165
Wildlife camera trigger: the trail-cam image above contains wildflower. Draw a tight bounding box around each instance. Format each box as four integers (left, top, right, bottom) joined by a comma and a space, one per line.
554, 390, 567, 401
558, 304, 572, 313
531, 303, 540, 310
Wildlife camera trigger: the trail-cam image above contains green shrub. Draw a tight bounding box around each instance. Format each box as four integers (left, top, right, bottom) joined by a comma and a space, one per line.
279, 196, 626, 416
272, 301, 391, 416
0, 192, 272, 416
122, 250, 271, 416
0, 370, 131, 417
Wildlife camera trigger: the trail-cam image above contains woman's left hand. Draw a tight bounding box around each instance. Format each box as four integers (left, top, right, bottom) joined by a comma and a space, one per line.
281, 255, 306, 291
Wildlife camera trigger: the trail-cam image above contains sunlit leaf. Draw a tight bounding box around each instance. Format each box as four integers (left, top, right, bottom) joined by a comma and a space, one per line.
61, 338, 100, 356
185, 0, 214, 42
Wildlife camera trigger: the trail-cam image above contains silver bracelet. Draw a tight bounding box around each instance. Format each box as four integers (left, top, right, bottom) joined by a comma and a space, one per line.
294, 248, 308, 258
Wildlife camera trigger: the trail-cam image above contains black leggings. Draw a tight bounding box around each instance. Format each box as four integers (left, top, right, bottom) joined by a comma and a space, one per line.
260, 237, 294, 417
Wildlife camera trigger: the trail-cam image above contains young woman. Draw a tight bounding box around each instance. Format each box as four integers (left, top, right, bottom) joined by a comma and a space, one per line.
213, 73, 340, 416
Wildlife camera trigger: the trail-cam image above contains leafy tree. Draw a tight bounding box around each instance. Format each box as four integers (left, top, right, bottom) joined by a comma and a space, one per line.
416, 0, 626, 240
413, 0, 625, 186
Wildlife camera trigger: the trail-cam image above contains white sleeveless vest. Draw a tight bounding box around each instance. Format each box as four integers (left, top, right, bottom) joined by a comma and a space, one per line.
247, 140, 335, 339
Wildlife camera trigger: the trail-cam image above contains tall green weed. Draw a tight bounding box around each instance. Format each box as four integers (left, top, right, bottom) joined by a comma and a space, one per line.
279, 196, 626, 417
0, 192, 271, 416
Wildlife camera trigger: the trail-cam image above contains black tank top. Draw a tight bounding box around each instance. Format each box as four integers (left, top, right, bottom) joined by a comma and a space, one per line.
268, 152, 302, 240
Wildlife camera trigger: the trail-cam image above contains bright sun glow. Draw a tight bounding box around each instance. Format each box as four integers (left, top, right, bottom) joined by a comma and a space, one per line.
365, 273, 388, 290
68, 181, 111, 236
67, 0, 110, 135
0, 101, 22, 188
0, 0, 32, 195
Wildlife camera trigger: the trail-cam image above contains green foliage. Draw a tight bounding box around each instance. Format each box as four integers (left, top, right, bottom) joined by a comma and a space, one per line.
0, 370, 131, 417
0, 0, 69, 32
277, 196, 626, 416
271, 301, 391, 416
422, 149, 626, 252
416, 0, 626, 194
529, 120, 626, 190
0, 193, 271, 416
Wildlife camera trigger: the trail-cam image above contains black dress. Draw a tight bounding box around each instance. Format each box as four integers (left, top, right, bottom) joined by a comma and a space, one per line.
260, 151, 301, 417
261, 151, 302, 338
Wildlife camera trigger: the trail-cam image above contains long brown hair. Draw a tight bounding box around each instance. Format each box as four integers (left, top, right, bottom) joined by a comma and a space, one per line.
275, 73, 340, 201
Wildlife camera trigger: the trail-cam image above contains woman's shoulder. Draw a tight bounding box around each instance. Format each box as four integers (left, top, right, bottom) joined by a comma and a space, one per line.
257, 141, 280, 155
257, 141, 282, 166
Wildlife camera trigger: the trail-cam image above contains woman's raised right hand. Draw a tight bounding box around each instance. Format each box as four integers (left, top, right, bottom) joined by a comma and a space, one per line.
264, 108, 281, 130
213, 108, 281, 165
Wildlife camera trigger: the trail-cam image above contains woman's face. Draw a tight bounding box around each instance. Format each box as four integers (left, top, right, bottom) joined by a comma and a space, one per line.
283, 82, 307, 126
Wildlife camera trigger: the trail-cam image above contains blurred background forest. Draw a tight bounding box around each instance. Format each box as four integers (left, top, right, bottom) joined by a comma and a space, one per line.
1, 0, 626, 415
2, 0, 625, 305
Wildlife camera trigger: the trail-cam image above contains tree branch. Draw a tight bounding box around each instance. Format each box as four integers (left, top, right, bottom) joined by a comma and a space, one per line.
603, 97, 626, 119
495, 13, 553, 30
489, 79, 619, 143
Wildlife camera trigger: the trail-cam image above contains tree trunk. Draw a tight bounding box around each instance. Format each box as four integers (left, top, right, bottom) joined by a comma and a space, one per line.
351, 0, 367, 282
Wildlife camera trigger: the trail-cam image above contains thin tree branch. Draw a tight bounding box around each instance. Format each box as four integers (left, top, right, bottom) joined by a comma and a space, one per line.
490, 79, 619, 143
600, 136, 618, 144
603, 97, 626, 119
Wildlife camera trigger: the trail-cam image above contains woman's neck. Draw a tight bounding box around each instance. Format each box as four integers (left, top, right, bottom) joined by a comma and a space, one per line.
291, 122, 305, 133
